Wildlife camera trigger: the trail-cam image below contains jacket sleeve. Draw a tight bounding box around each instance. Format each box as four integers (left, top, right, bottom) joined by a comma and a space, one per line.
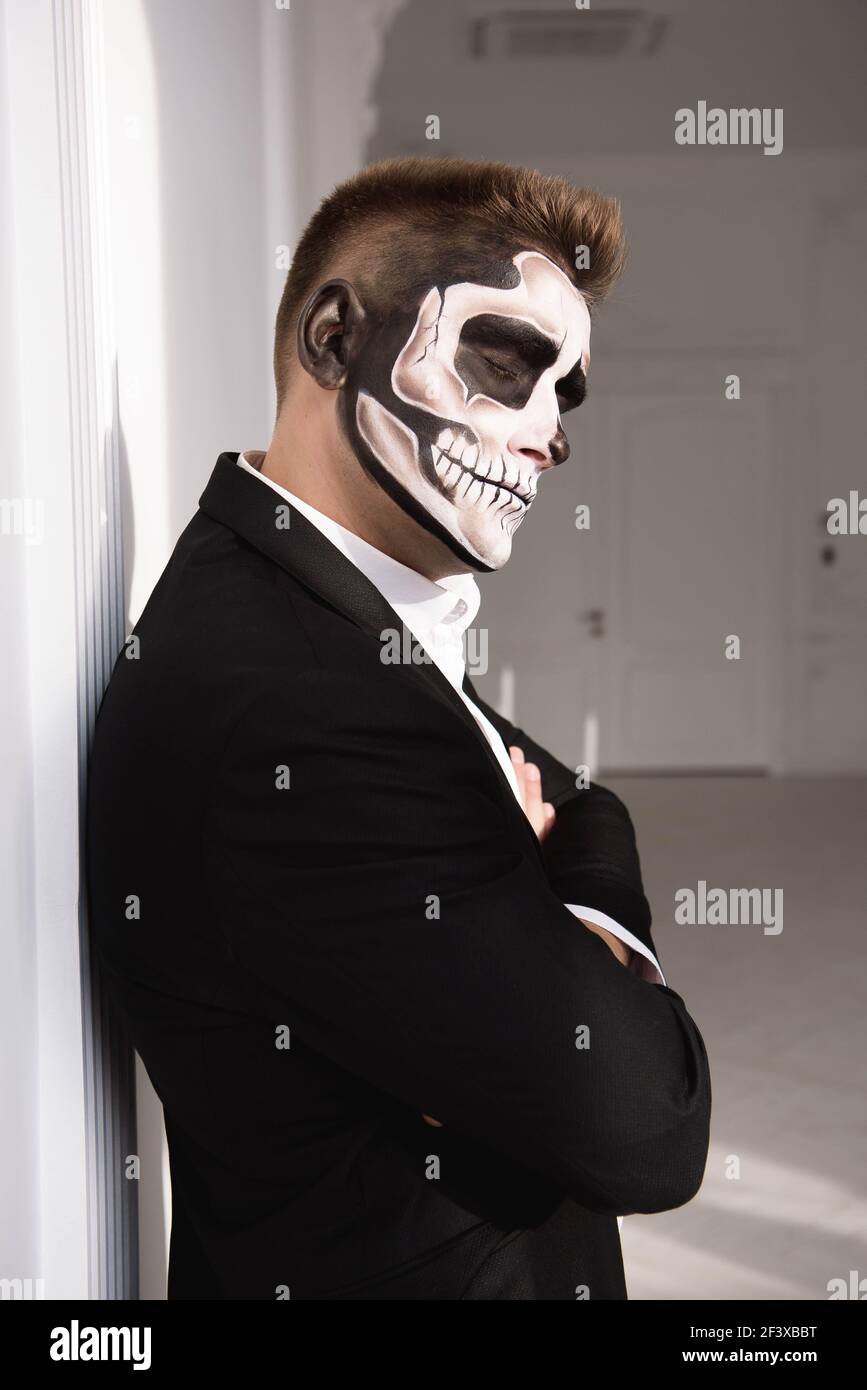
209, 667, 711, 1216
463, 675, 655, 955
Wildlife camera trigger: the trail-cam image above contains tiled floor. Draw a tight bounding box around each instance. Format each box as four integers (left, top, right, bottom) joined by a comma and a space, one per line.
607, 775, 867, 1301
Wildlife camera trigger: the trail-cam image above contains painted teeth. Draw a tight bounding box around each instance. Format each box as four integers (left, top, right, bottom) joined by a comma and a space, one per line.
433, 447, 533, 506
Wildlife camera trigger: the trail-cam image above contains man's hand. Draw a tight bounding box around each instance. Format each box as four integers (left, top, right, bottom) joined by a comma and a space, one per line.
578, 917, 632, 967
509, 746, 630, 966
508, 745, 556, 842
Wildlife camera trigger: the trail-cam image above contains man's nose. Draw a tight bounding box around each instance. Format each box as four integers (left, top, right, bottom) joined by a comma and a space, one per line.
547, 428, 570, 466
511, 425, 570, 470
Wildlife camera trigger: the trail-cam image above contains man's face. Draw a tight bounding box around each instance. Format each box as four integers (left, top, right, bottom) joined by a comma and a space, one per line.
339, 250, 592, 570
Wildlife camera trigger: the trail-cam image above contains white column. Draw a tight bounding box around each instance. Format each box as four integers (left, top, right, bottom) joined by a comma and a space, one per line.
3, 0, 136, 1299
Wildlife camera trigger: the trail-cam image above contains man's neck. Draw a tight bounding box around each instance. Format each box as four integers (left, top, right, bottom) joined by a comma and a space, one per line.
254, 443, 472, 584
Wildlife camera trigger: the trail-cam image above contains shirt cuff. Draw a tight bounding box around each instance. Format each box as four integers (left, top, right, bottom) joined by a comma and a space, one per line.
564, 904, 666, 987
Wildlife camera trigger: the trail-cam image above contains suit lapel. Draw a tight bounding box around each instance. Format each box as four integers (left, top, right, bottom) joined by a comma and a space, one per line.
199, 454, 542, 859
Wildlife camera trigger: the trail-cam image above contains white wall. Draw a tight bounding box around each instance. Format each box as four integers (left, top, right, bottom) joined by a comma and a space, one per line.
0, 0, 40, 1295
1, 0, 97, 1298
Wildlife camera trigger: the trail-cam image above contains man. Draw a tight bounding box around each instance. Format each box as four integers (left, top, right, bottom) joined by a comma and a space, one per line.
86, 157, 711, 1300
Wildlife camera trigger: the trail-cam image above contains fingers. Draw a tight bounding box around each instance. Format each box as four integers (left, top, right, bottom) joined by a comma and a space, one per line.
522, 757, 545, 834
422, 1114, 443, 1127
509, 746, 556, 842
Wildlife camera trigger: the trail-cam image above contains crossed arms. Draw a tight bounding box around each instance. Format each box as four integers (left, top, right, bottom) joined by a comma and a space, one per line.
209, 665, 711, 1216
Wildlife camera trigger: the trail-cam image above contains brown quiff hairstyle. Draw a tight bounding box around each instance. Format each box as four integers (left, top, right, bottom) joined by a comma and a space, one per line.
273, 156, 626, 411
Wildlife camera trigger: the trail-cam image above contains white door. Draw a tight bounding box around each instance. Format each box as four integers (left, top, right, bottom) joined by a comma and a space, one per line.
568, 361, 784, 772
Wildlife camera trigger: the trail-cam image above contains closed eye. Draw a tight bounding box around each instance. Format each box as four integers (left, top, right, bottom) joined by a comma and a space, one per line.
481, 355, 520, 381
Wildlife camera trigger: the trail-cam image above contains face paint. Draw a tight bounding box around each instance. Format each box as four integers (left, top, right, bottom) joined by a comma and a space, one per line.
340, 251, 591, 570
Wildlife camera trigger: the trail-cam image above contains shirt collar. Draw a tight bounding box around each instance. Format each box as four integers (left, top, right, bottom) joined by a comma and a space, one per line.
236, 452, 481, 645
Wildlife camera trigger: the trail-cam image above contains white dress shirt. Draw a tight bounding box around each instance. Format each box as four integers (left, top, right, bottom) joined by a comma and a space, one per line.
236, 452, 664, 987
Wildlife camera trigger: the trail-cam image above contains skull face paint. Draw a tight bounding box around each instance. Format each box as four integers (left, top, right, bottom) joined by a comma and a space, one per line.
341, 251, 592, 571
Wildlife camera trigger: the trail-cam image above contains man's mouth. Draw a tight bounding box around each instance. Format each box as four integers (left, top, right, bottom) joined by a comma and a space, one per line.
432, 439, 536, 511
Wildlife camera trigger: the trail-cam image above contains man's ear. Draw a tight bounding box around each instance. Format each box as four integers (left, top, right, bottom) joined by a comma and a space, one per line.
296, 278, 368, 389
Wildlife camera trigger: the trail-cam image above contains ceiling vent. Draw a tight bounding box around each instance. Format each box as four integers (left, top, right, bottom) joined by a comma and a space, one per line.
469, 7, 668, 60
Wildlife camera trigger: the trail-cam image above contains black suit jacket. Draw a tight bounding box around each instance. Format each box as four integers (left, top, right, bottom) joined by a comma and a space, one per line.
85, 452, 711, 1300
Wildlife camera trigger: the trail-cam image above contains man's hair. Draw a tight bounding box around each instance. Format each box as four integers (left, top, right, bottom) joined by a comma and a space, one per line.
273, 156, 626, 410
